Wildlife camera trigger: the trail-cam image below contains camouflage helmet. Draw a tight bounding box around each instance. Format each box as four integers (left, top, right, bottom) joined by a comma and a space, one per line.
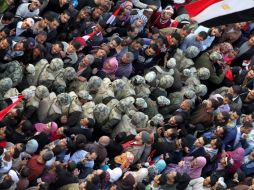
185, 46, 200, 59
145, 71, 157, 83
57, 93, 71, 106
209, 52, 223, 62
93, 103, 110, 122
131, 112, 148, 126
166, 58, 176, 68
63, 67, 76, 81
183, 89, 196, 99
37, 59, 49, 65
135, 98, 147, 109
131, 75, 146, 85
157, 96, 171, 106
118, 96, 135, 112
197, 67, 210, 80
78, 90, 93, 100
0, 78, 13, 92
87, 76, 102, 91
183, 68, 192, 77
35, 85, 49, 99
195, 84, 208, 97
26, 64, 35, 75
22, 86, 36, 99
50, 58, 64, 72
112, 79, 126, 91
150, 114, 164, 127
159, 75, 174, 89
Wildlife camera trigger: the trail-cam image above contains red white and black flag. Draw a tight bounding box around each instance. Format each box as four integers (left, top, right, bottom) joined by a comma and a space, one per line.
185, 0, 254, 27
0, 95, 23, 121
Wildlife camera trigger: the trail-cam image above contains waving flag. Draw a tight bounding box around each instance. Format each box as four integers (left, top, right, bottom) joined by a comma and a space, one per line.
0, 95, 23, 121
185, 0, 254, 27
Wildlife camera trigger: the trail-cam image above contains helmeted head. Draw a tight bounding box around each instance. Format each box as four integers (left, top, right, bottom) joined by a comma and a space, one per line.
49, 58, 64, 72
197, 67, 210, 80
35, 85, 49, 99
63, 67, 76, 80
159, 75, 174, 89
0, 77, 13, 92
185, 46, 200, 59
57, 93, 71, 106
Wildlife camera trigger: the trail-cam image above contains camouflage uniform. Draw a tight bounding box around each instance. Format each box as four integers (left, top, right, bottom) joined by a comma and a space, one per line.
0, 78, 13, 110
37, 92, 71, 123
0, 60, 23, 87
61, 91, 82, 127
94, 78, 115, 104
34, 59, 55, 88
23, 85, 49, 121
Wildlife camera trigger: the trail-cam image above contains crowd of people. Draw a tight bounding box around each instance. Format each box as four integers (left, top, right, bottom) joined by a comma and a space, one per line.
1, 0, 254, 189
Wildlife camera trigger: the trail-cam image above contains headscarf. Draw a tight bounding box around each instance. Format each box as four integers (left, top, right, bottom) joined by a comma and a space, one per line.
34, 122, 58, 134
188, 156, 207, 179
227, 147, 245, 173
102, 57, 118, 74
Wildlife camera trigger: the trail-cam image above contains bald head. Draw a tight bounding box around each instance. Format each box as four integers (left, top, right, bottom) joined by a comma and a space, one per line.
99, 136, 110, 146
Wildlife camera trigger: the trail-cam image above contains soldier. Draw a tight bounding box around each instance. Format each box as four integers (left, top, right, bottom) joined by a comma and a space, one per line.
60, 91, 83, 127
37, 92, 71, 123
0, 78, 13, 110
51, 67, 76, 94
0, 60, 23, 87
94, 77, 115, 104
23, 85, 49, 123
33, 59, 54, 88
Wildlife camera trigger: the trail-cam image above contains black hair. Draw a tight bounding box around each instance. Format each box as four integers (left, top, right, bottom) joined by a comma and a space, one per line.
52, 144, 63, 156
62, 9, 72, 17
243, 121, 253, 129
214, 137, 223, 151
2, 12, 14, 21
0, 178, 14, 190
210, 174, 219, 186
0, 28, 10, 36
175, 114, 184, 124
112, 36, 122, 46
71, 40, 82, 50
135, 182, 146, 190
158, 173, 167, 185
135, 38, 144, 46
198, 31, 208, 40
224, 93, 233, 102
53, 41, 64, 50
115, 132, 127, 143
149, 43, 159, 53
171, 32, 182, 43
221, 112, 231, 123
232, 85, 242, 94
202, 136, 210, 145
21, 120, 32, 133
13, 147, 21, 159
20, 166, 30, 178
37, 30, 47, 37
6, 37, 12, 46
75, 134, 87, 149
210, 99, 220, 110
43, 11, 59, 21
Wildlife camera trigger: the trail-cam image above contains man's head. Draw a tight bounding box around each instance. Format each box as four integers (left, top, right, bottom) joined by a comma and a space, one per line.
209, 27, 223, 37
0, 38, 12, 49
194, 136, 209, 148
60, 10, 71, 24
121, 52, 134, 64
240, 122, 253, 134
21, 18, 34, 29
196, 31, 208, 42
98, 136, 110, 146
51, 41, 64, 54
29, 0, 42, 11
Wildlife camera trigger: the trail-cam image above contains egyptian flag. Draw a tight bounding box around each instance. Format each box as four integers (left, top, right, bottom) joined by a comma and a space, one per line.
0, 95, 23, 121
185, 0, 254, 27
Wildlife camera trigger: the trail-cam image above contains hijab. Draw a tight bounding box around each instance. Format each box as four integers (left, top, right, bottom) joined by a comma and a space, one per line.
102, 57, 118, 74
34, 122, 58, 134
188, 156, 207, 179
